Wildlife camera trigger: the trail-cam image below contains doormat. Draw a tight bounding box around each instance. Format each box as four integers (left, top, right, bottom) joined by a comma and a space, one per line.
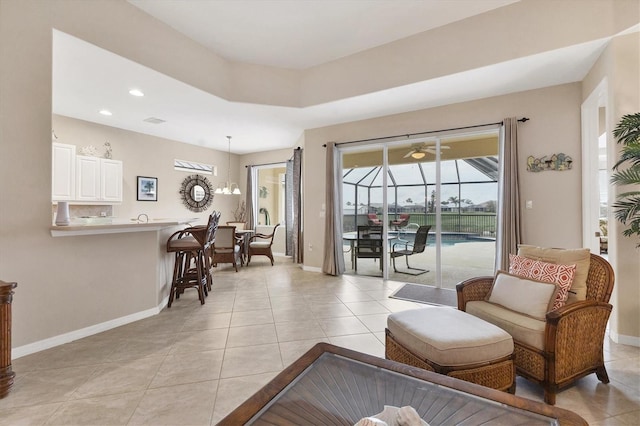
389, 283, 458, 308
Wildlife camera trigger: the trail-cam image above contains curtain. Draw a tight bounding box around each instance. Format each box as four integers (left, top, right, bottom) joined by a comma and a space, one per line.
322, 142, 345, 275
292, 148, 303, 263
285, 159, 293, 256
245, 166, 255, 230
495, 117, 522, 271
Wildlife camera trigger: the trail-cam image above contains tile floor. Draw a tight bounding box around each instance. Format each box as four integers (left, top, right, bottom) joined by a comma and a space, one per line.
2, 260, 639, 425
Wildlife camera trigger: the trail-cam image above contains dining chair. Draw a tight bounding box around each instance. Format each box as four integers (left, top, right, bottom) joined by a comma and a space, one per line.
212, 225, 242, 272
355, 225, 384, 272
247, 223, 280, 266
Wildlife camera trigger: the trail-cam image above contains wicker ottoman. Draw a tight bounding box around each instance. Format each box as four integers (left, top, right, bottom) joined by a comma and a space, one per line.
386, 306, 515, 392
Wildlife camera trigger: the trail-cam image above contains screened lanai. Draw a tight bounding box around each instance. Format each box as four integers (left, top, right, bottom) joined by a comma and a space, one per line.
340, 132, 500, 288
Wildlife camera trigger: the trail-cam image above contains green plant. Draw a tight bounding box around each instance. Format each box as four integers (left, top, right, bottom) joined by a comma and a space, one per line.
611, 112, 640, 247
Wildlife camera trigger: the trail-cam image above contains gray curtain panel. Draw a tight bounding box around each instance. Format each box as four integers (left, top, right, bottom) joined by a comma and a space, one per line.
322, 143, 345, 275
245, 166, 255, 230
292, 148, 303, 264
495, 117, 522, 271
285, 158, 293, 256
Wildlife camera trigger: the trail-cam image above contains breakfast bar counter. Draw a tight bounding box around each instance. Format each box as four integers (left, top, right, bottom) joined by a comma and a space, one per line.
50, 217, 198, 237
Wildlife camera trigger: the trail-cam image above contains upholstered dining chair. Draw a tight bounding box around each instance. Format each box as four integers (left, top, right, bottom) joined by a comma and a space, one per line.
212, 225, 242, 272
247, 223, 280, 266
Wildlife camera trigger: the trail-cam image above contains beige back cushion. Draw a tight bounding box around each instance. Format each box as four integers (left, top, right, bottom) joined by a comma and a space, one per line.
518, 245, 590, 303
487, 271, 558, 320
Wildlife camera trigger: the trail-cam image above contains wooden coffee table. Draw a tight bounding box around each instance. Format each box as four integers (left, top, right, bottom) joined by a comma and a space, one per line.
218, 343, 586, 425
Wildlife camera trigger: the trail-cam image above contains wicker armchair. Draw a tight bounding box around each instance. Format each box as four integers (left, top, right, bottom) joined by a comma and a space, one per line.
247, 223, 280, 266
456, 253, 614, 405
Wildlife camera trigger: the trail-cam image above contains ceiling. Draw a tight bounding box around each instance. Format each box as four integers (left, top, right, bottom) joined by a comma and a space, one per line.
52, 0, 610, 154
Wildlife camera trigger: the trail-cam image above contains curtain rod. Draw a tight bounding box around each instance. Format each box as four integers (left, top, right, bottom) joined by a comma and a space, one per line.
244, 147, 301, 168
322, 117, 529, 147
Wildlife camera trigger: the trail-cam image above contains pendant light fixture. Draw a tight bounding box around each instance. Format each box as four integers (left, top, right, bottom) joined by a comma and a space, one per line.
215, 136, 241, 195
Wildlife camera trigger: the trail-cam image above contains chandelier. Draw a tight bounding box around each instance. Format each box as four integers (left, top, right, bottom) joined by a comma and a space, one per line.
215, 136, 241, 195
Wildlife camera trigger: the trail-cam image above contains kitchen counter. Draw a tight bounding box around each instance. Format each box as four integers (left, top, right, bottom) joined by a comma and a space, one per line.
50, 217, 199, 237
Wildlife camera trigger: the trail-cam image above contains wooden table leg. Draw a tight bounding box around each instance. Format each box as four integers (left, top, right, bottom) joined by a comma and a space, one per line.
0, 280, 17, 399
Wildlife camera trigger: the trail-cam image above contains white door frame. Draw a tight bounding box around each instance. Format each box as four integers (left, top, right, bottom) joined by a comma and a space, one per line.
581, 78, 609, 253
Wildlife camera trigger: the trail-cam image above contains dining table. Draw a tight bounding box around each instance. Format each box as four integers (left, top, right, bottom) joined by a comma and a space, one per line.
235, 229, 255, 263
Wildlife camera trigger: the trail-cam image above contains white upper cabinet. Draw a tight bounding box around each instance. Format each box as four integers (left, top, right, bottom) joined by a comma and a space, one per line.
52, 142, 76, 201
101, 159, 123, 202
76, 155, 123, 202
76, 155, 101, 200
52, 143, 123, 203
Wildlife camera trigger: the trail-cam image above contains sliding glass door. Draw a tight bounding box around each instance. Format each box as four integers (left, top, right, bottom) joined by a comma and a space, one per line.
341, 130, 498, 288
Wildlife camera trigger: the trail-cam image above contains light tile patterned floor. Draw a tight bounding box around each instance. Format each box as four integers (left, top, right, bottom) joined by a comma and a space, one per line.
2, 260, 639, 425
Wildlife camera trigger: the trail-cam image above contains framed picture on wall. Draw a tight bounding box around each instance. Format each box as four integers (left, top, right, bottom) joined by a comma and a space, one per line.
137, 176, 158, 201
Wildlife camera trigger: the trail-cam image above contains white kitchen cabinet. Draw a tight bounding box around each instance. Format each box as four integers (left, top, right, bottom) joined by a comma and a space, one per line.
76, 155, 123, 202
76, 155, 101, 200
101, 159, 123, 202
52, 143, 76, 201
52, 144, 123, 203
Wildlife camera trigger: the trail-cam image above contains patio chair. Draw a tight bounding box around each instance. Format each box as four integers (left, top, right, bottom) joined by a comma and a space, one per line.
367, 213, 382, 225
390, 213, 410, 231
390, 225, 431, 275
355, 225, 383, 272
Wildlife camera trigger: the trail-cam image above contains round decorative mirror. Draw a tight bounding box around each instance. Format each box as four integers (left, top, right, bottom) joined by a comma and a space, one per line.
191, 185, 205, 202
180, 174, 214, 212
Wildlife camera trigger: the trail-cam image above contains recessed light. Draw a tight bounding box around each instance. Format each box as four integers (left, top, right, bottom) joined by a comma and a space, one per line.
99, 109, 112, 116
129, 89, 144, 97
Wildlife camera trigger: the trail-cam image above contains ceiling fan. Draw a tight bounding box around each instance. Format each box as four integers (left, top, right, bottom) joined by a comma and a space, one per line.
403, 143, 450, 159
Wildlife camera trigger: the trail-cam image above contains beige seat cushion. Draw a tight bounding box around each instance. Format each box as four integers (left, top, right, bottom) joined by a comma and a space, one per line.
518, 245, 590, 303
250, 242, 270, 248
387, 306, 513, 367
466, 301, 546, 350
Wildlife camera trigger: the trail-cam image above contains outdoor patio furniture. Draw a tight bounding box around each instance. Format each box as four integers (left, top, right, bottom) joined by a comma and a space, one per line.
457, 250, 614, 405
355, 225, 383, 272
390, 213, 410, 230
367, 213, 382, 225
390, 225, 431, 275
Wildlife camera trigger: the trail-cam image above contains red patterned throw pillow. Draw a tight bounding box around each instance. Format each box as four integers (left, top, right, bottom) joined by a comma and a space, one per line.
509, 254, 576, 310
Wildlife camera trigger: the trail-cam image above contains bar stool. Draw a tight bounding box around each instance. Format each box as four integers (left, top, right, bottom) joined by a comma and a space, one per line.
166, 211, 219, 306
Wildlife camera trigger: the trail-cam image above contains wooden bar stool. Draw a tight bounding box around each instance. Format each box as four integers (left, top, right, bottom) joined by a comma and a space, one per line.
166, 212, 219, 307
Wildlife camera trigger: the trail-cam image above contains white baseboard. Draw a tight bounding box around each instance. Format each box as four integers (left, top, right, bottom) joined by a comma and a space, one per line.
302, 265, 322, 273
610, 331, 640, 347
13, 296, 169, 359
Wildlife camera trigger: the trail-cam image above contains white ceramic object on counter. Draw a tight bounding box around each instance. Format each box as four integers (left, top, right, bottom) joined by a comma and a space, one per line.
55, 201, 70, 226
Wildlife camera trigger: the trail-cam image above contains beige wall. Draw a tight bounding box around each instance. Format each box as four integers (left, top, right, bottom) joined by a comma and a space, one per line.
583, 32, 640, 344
304, 83, 584, 269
